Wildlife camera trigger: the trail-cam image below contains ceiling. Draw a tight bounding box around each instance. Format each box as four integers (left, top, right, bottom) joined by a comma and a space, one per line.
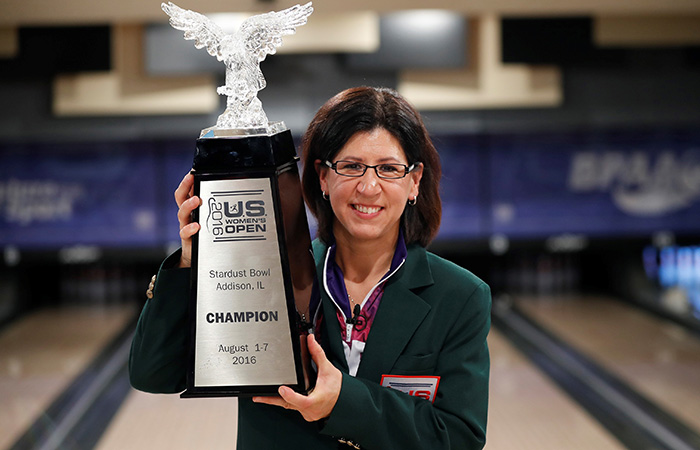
2, 0, 700, 26
2, 0, 699, 117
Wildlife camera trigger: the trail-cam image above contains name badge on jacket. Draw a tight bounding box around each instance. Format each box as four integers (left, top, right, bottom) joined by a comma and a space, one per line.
380, 375, 440, 403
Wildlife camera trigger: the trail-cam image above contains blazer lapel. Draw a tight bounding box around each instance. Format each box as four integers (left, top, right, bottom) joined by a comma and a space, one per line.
356, 245, 433, 381
320, 291, 350, 373
312, 241, 435, 380
313, 240, 349, 373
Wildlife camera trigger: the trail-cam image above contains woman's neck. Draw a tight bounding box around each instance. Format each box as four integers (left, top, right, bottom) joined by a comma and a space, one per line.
332, 230, 398, 285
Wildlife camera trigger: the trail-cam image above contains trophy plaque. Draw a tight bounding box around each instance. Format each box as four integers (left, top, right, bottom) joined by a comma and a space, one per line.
162, 2, 316, 397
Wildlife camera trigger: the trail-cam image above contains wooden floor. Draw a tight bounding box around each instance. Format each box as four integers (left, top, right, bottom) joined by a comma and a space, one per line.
96, 390, 239, 450
485, 330, 624, 450
0, 305, 136, 450
517, 295, 700, 432
93, 328, 623, 450
3, 296, 698, 449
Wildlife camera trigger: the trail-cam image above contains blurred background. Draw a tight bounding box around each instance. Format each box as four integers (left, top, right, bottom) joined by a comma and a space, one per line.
1, 0, 699, 449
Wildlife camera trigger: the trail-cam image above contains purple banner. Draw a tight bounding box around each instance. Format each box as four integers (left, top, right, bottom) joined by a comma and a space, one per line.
162, 140, 197, 245
488, 130, 700, 238
0, 142, 160, 247
2, 128, 698, 249
434, 135, 484, 239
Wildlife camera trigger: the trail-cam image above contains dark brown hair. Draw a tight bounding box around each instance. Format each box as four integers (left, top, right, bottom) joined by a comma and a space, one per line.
301, 86, 442, 247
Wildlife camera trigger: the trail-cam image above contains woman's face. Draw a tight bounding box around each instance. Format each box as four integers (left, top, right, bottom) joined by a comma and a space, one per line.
317, 128, 422, 247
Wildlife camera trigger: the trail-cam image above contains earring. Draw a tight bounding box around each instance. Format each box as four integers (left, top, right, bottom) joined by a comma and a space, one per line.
322, 191, 329, 201
408, 196, 417, 206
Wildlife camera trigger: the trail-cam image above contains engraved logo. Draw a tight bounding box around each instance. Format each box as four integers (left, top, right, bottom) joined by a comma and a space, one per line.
205, 190, 268, 242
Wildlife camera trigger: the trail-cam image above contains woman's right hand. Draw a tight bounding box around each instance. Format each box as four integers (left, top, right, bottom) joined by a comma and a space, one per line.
175, 172, 201, 268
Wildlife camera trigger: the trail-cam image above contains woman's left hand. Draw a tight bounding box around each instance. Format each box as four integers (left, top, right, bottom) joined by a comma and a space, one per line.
253, 333, 342, 422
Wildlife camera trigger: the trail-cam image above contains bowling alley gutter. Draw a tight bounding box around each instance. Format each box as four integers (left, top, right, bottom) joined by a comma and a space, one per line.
8, 316, 137, 450
492, 298, 700, 450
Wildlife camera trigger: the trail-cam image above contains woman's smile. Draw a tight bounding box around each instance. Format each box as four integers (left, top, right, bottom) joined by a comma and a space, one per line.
352, 204, 382, 215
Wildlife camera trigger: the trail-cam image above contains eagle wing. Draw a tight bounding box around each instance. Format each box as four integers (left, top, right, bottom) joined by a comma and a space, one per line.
161, 2, 227, 61
239, 2, 313, 62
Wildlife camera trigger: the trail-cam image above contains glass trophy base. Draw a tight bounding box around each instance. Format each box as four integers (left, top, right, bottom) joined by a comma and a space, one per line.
199, 122, 288, 139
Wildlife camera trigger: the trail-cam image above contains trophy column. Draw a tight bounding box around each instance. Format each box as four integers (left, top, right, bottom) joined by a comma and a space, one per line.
181, 128, 316, 397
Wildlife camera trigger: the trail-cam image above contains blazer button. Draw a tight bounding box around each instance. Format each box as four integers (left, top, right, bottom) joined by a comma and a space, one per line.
337, 438, 361, 449
146, 274, 156, 299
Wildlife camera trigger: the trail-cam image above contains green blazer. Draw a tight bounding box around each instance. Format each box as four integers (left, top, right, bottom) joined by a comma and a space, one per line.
129, 240, 491, 450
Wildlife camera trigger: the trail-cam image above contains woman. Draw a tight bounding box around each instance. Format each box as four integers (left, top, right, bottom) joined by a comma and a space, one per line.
130, 87, 491, 449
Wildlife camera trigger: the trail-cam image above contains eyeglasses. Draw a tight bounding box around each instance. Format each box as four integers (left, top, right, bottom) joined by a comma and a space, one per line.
324, 160, 417, 179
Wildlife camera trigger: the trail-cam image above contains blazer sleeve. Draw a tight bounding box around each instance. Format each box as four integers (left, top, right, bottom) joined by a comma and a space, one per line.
129, 250, 190, 394
320, 281, 491, 450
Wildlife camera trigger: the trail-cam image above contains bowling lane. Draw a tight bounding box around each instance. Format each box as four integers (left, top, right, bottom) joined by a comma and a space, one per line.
95, 390, 239, 450
0, 305, 136, 450
486, 330, 624, 450
97, 329, 622, 450
516, 295, 700, 432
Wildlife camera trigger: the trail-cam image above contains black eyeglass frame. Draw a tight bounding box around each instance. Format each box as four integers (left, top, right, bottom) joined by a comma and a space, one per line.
323, 160, 418, 180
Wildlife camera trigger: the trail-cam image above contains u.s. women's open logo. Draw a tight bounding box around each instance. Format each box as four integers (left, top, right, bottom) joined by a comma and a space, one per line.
205, 190, 268, 242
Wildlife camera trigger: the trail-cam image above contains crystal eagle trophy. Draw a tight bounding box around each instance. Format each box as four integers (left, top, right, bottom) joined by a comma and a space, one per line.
162, 2, 315, 397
